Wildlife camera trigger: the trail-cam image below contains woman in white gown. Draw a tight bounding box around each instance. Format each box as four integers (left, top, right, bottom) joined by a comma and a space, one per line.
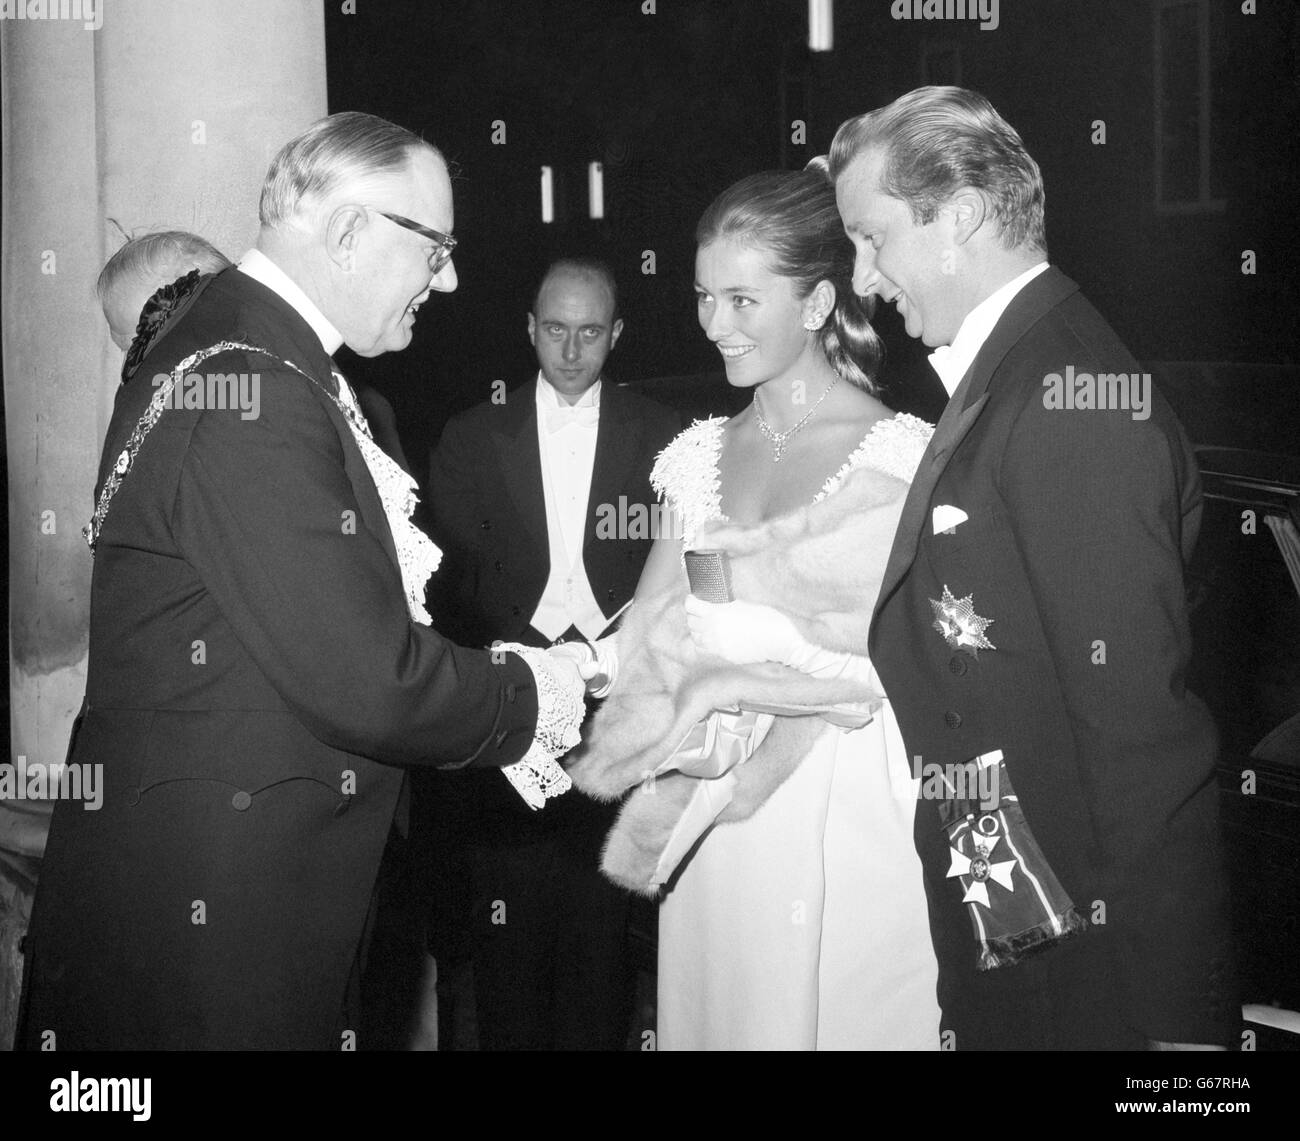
569, 166, 940, 1050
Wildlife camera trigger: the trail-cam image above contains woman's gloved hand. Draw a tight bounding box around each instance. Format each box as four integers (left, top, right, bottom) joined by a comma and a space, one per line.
684, 596, 883, 701
684, 596, 805, 666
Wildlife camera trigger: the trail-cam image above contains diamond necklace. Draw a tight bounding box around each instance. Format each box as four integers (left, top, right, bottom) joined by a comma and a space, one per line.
753, 375, 841, 462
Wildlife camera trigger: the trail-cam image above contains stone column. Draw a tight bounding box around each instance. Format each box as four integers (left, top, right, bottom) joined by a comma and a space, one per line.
0, 0, 326, 1048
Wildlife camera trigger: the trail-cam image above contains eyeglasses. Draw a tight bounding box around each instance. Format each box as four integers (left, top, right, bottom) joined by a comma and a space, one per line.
369, 207, 457, 274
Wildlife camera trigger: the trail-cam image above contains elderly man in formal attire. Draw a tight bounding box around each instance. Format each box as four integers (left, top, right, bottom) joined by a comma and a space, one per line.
424, 258, 679, 1050
830, 86, 1235, 1050
17, 112, 585, 1051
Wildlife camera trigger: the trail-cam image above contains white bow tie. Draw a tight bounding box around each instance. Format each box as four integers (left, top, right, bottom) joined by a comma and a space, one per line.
543, 404, 600, 433
927, 345, 967, 394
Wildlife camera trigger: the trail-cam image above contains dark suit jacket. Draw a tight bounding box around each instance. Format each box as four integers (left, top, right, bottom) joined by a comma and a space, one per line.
870, 267, 1234, 1047
421, 380, 678, 846
19, 267, 539, 1050
426, 379, 680, 648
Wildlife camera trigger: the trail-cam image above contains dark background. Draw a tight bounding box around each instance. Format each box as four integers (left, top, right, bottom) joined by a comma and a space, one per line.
325, 0, 1300, 471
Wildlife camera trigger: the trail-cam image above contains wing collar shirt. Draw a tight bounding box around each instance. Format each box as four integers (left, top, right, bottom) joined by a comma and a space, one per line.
237, 249, 370, 417
532, 372, 608, 641
928, 261, 1049, 397
237, 249, 344, 357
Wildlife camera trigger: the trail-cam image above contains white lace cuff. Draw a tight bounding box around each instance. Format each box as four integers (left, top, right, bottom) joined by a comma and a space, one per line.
495, 644, 584, 810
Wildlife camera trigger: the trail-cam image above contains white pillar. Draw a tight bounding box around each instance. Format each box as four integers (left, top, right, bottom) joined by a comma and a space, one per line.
0, 0, 327, 1048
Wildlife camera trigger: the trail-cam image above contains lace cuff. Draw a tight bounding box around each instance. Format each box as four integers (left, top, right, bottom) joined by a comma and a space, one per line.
495, 644, 584, 810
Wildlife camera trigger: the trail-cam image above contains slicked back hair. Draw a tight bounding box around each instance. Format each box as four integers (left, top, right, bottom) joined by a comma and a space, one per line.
829, 86, 1047, 255
259, 111, 442, 231
696, 166, 884, 394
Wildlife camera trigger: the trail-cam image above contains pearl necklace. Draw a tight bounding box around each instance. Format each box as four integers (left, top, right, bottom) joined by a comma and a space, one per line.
754, 375, 841, 461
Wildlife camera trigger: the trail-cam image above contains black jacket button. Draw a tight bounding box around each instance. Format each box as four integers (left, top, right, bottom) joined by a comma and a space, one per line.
125, 787, 141, 807
231, 790, 252, 811
949, 655, 969, 676
944, 711, 963, 729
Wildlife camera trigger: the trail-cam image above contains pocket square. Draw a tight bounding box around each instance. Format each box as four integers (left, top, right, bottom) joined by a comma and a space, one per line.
932, 504, 969, 536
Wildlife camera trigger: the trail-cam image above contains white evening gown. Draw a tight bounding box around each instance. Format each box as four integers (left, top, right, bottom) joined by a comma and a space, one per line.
652, 414, 942, 1051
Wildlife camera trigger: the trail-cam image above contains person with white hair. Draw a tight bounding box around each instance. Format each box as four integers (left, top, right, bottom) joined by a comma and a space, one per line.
97, 229, 231, 353
18, 112, 586, 1050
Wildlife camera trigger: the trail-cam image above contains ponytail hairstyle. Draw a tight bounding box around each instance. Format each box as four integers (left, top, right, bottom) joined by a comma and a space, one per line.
695, 163, 883, 393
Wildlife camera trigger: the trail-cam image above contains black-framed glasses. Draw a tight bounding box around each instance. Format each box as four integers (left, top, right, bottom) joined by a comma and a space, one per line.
370, 208, 457, 273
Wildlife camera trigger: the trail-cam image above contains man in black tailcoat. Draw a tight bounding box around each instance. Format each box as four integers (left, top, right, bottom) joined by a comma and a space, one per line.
831, 87, 1235, 1050
425, 258, 678, 1049
18, 112, 585, 1050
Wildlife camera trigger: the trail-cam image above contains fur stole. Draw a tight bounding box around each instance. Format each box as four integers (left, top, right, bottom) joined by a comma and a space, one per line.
566, 461, 911, 894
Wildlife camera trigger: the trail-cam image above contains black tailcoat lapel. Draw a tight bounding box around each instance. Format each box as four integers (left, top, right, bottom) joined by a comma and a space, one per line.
875, 269, 1081, 613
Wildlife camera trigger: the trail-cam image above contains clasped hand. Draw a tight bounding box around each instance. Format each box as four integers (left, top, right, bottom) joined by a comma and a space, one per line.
546, 640, 606, 694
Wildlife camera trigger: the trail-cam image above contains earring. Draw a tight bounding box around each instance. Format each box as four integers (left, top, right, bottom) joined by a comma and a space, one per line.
803, 315, 825, 331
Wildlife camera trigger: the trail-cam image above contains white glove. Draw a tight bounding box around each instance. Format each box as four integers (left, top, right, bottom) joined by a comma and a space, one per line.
547, 637, 618, 698
684, 596, 807, 666
684, 597, 881, 726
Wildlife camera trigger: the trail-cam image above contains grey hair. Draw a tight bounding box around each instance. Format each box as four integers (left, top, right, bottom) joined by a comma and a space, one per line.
259, 111, 442, 231
96, 229, 230, 302
829, 86, 1047, 255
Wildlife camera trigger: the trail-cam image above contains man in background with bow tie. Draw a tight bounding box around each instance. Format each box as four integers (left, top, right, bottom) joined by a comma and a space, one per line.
424, 257, 679, 1049
831, 87, 1234, 1051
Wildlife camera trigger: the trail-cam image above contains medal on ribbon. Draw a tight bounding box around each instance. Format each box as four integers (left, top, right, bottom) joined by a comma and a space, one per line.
947, 814, 1018, 909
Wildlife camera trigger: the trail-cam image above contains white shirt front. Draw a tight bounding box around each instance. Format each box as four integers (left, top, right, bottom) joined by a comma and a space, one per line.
928, 261, 1049, 396
531, 373, 608, 641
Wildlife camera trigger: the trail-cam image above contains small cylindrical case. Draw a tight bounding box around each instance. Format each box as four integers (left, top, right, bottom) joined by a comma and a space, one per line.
683, 549, 734, 603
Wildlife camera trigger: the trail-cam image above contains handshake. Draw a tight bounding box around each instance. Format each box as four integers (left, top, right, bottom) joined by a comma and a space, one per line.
546, 637, 617, 701
502, 599, 882, 811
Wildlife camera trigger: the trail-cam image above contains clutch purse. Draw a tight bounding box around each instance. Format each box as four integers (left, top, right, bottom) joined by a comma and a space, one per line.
684, 549, 733, 603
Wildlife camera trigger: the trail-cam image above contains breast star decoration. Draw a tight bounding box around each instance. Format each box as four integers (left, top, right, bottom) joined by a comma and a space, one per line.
947, 817, 1018, 909
930, 585, 995, 655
